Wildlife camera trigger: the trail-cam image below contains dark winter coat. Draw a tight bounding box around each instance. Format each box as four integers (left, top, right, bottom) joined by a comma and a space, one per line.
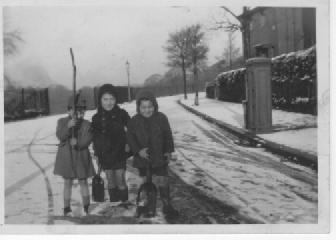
91, 84, 131, 170
126, 90, 175, 168
54, 117, 95, 179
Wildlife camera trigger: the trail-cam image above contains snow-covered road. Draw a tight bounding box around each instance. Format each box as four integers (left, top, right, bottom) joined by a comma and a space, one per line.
4, 95, 317, 224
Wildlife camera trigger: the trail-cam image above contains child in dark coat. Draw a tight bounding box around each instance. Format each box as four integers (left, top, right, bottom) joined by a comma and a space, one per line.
54, 95, 95, 216
126, 90, 178, 218
91, 84, 131, 203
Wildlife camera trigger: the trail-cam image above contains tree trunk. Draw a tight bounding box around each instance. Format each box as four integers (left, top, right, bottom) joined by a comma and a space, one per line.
241, 7, 250, 60
194, 65, 199, 106
21, 88, 25, 110
182, 59, 187, 100
242, 26, 249, 60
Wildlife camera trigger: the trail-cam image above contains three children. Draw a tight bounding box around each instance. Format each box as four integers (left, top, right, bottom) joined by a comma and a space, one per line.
54, 86, 177, 218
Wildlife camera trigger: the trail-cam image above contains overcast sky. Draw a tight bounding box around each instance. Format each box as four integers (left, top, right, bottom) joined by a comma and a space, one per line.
4, 6, 243, 88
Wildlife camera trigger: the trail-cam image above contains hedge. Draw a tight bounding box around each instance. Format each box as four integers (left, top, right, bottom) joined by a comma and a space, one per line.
207, 45, 316, 115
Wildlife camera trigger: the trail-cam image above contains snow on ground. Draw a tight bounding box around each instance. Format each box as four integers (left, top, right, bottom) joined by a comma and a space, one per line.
4, 94, 317, 224
155, 95, 317, 223
5, 101, 167, 224
181, 92, 317, 155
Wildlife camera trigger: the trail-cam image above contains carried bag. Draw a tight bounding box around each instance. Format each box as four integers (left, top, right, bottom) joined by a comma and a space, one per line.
92, 164, 105, 202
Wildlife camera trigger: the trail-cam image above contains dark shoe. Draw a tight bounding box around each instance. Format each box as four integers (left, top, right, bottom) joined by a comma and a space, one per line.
162, 204, 179, 219
83, 204, 90, 216
119, 188, 129, 202
135, 206, 156, 218
63, 206, 73, 217
159, 186, 178, 218
159, 186, 169, 206
108, 188, 120, 202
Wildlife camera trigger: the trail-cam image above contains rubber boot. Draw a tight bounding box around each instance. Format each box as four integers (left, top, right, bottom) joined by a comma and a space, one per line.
119, 187, 129, 202
83, 204, 90, 216
159, 186, 178, 219
63, 206, 72, 217
108, 188, 120, 202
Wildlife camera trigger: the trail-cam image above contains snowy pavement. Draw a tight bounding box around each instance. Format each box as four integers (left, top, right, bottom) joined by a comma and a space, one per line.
4, 95, 317, 224
180, 92, 317, 156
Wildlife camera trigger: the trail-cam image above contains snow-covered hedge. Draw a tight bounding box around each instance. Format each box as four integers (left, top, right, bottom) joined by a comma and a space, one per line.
214, 68, 246, 102
271, 46, 316, 114
205, 81, 216, 98
206, 45, 316, 115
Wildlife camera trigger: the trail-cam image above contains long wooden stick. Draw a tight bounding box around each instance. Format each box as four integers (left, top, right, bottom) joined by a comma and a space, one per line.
70, 48, 76, 139
69, 48, 77, 176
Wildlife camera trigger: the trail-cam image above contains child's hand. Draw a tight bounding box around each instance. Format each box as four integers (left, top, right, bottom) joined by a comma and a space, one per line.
139, 148, 149, 159
67, 119, 77, 128
70, 138, 77, 146
93, 156, 100, 167
125, 144, 130, 153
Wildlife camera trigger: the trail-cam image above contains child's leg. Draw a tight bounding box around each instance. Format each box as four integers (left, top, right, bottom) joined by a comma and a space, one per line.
105, 169, 116, 189
115, 169, 127, 189
63, 178, 73, 214
157, 176, 178, 217
157, 176, 169, 205
78, 179, 90, 213
115, 169, 128, 202
105, 169, 119, 202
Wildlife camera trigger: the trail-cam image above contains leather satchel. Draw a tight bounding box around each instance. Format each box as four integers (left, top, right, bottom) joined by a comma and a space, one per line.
92, 165, 105, 202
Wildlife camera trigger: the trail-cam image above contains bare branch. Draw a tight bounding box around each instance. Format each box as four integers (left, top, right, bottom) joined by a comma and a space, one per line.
220, 6, 240, 21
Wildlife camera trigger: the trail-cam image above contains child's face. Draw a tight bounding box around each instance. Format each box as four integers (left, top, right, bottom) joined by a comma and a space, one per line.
101, 93, 116, 111
139, 100, 155, 118
68, 108, 74, 117
77, 109, 85, 118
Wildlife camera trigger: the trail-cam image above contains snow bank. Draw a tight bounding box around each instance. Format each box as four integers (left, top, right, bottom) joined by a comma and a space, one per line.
181, 92, 317, 155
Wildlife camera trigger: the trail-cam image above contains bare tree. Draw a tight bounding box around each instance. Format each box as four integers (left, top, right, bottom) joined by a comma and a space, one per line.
222, 32, 241, 68
3, 17, 23, 89
187, 24, 209, 106
3, 16, 23, 57
164, 28, 192, 100
4, 30, 23, 56
212, 6, 252, 60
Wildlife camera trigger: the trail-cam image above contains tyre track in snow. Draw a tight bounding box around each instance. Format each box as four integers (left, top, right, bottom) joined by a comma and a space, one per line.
175, 148, 266, 223
171, 102, 317, 223
175, 144, 316, 223
25, 130, 55, 224
191, 120, 316, 186
5, 132, 56, 154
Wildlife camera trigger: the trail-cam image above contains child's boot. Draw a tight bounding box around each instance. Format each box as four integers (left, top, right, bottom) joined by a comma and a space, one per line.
82, 195, 90, 216
63, 206, 73, 217
108, 188, 120, 202
83, 204, 90, 216
159, 186, 179, 219
119, 187, 129, 202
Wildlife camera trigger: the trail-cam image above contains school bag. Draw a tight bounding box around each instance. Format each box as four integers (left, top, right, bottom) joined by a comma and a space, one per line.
92, 165, 105, 202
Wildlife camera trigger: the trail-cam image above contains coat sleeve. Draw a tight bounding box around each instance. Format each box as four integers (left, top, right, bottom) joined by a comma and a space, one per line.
77, 122, 93, 149
56, 118, 70, 142
162, 114, 175, 153
122, 109, 131, 128
126, 120, 141, 154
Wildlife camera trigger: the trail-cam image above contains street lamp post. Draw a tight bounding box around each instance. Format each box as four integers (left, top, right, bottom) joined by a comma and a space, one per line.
125, 60, 131, 102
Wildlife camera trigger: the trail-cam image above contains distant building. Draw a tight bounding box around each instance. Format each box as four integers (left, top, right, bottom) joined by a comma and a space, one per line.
239, 7, 316, 58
